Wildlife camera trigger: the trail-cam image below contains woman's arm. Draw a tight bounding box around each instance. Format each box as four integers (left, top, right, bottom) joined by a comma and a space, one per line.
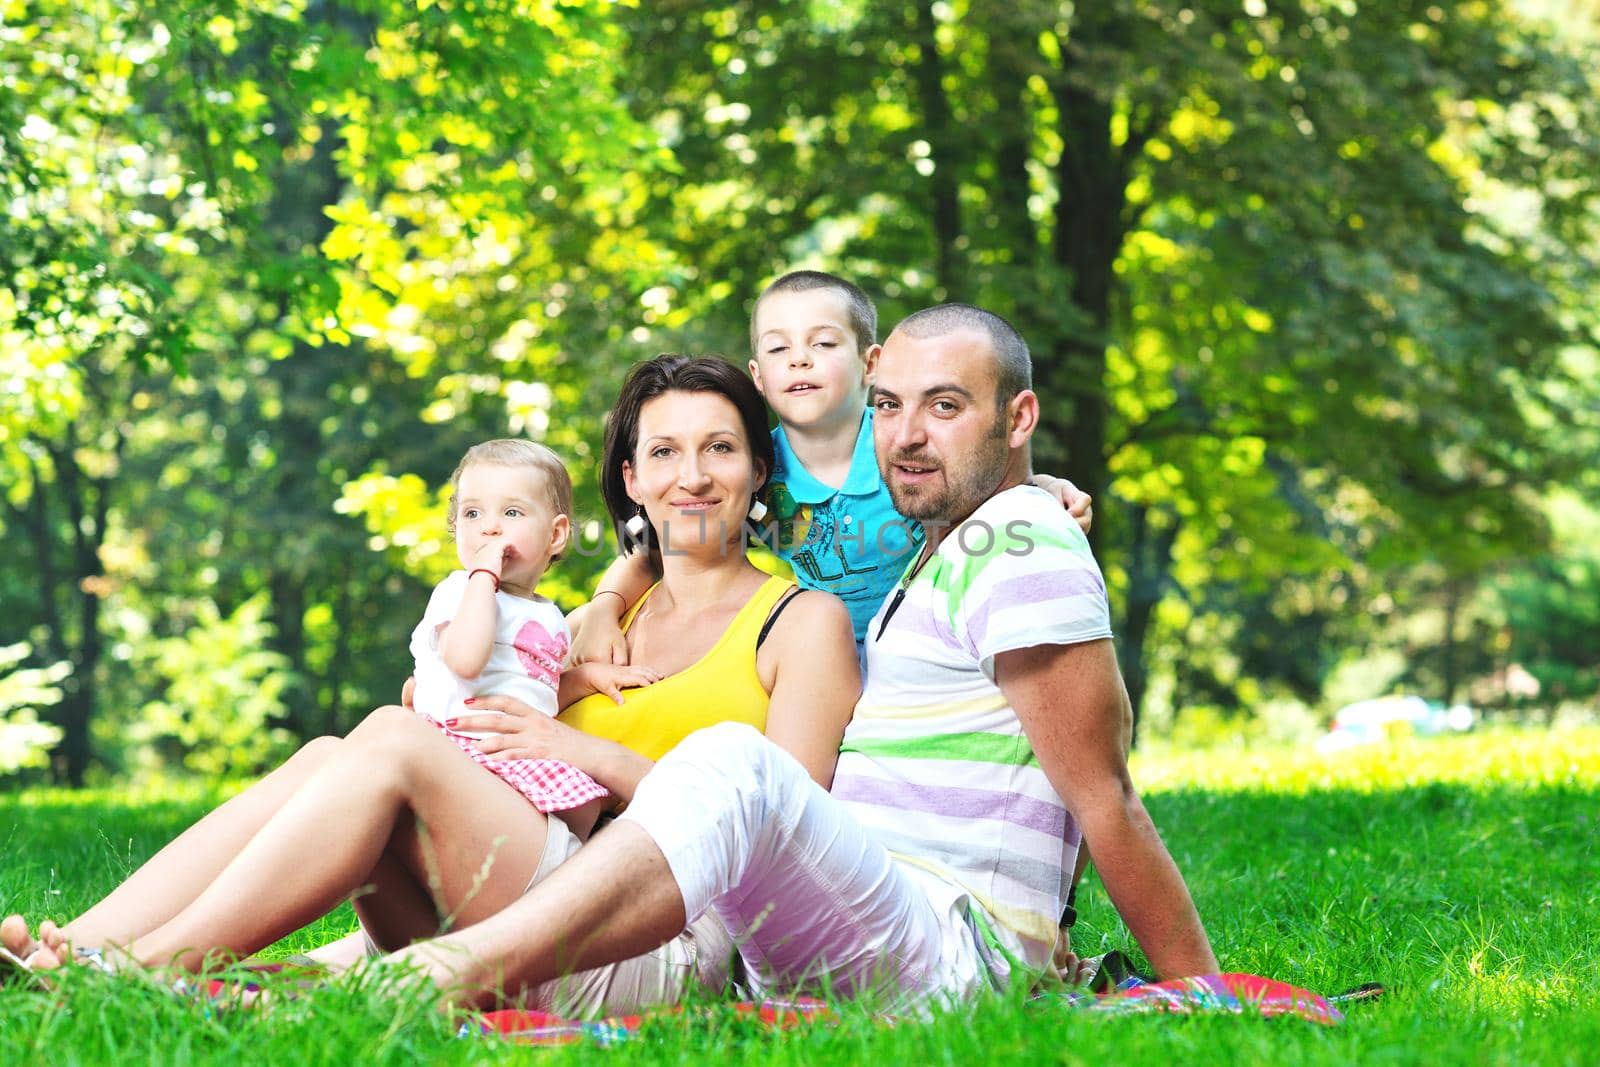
455, 590, 859, 797
756, 591, 860, 789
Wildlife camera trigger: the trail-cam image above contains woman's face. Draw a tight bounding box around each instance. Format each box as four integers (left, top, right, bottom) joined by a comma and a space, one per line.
622, 390, 763, 557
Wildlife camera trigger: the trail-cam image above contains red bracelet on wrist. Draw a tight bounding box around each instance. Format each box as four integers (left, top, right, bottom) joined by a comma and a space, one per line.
468, 568, 501, 591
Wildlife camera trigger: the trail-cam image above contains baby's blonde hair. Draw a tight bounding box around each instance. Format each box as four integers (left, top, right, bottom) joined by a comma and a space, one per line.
447, 439, 574, 561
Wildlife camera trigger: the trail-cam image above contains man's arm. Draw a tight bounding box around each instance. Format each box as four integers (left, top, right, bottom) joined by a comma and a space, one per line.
994, 638, 1217, 978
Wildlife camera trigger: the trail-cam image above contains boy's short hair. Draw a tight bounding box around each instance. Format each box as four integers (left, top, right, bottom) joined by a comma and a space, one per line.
750, 270, 878, 354
448, 439, 574, 560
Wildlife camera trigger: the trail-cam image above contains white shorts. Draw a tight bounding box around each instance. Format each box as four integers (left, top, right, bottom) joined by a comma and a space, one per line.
620, 722, 990, 1011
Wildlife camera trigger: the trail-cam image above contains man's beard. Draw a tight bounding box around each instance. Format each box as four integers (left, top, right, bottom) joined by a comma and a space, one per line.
885, 436, 1009, 523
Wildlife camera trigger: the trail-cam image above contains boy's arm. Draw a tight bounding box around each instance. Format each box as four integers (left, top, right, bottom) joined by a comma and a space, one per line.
994, 638, 1217, 979
1030, 473, 1093, 536
438, 547, 506, 679
568, 552, 654, 665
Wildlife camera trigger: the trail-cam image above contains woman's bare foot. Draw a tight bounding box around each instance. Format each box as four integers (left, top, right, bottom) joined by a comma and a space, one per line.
1, 914, 37, 959
39, 920, 70, 959
0, 916, 110, 973
23, 942, 65, 970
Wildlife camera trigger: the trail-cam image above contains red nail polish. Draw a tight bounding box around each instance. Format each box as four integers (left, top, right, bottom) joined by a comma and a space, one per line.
444, 718, 458, 727
464, 697, 476, 704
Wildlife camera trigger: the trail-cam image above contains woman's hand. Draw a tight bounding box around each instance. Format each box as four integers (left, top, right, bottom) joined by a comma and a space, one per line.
1030, 473, 1093, 535
448, 695, 581, 763
454, 694, 656, 801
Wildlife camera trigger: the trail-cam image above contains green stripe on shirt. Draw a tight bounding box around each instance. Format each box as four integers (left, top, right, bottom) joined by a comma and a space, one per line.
839, 731, 1041, 767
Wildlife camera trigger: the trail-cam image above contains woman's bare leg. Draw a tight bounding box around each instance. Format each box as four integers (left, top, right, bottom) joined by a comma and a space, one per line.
349, 822, 459, 955
300, 826, 509, 972
1, 736, 344, 959
126, 707, 552, 971
345, 794, 601, 960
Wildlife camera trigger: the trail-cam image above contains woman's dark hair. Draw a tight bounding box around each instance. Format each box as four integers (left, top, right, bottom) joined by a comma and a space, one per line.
601, 355, 775, 556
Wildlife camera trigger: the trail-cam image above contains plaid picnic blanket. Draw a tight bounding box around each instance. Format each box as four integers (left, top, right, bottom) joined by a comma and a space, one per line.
469, 996, 837, 1047
464, 972, 1347, 1046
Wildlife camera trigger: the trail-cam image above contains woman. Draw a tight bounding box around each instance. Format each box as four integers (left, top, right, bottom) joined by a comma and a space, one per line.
2, 355, 859, 1013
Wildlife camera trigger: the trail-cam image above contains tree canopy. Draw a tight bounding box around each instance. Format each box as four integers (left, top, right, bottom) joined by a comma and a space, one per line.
3, 0, 1597, 781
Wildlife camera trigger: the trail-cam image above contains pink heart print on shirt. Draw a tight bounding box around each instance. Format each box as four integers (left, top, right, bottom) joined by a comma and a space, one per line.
513, 620, 568, 689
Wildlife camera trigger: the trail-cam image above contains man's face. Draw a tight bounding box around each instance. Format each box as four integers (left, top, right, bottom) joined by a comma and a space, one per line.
872, 328, 1012, 525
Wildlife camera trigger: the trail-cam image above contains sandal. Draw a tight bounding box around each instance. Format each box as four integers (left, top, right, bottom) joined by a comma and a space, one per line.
0, 945, 48, 991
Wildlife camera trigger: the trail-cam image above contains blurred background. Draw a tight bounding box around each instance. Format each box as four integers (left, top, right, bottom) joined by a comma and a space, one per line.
3, 0, 1597, 785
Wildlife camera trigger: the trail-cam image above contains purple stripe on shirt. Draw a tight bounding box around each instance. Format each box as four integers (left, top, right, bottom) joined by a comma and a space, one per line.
968, 569, 1108, 653
989, 568, 1108, 609
831, 772, 1067, 837
885, 597, 964, 650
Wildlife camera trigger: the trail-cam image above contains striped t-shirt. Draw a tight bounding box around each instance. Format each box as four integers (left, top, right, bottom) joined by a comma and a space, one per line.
830, 484, 1113, 981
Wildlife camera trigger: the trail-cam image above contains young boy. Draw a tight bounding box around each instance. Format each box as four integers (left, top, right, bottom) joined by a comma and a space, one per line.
572, 270, 1092, 658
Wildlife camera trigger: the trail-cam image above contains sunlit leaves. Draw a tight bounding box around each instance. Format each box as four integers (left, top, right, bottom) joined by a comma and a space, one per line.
120, 594, 296, 778
0, 643, 68, 774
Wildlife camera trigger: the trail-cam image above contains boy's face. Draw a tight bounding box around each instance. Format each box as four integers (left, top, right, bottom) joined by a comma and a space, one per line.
748, 287, 877, 433
453, 463, 570, 597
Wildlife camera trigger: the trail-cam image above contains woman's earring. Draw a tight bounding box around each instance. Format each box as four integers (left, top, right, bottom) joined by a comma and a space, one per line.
747, 498, 769, 523
623, 507, 648, 540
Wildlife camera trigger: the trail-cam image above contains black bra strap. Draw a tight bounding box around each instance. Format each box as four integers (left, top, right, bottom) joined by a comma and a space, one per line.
756, 587, 803, 650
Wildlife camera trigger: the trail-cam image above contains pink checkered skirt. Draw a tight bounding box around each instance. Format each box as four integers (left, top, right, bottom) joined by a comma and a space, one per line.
426, 718, 609, 814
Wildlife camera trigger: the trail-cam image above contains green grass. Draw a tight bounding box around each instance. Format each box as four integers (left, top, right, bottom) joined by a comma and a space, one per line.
3, 727, 1597, 1064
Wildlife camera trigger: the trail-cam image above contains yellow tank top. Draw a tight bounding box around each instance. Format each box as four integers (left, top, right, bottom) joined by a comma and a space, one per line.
558, 575, 794, 762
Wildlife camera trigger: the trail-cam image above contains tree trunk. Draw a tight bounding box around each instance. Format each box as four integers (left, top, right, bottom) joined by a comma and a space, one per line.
1046, 9, 1132, 559
1120, 503, 1178, 745
1441, 580, 1460, 707
42, 433, 112, 786
911, 0, 963, 294
269, 570, 318, 736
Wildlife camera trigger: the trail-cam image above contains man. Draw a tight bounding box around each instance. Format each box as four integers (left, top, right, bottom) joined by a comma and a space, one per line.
394, 303, 1216, 1006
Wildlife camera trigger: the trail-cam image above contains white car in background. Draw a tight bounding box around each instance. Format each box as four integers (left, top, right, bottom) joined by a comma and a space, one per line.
1315, 694, 1476, 753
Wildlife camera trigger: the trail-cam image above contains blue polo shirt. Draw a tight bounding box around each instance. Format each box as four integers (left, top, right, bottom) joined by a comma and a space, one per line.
762, 408, 924, 644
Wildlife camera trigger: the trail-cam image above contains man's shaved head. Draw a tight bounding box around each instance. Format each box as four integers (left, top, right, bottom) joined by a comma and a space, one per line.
889, 303, 1031, 412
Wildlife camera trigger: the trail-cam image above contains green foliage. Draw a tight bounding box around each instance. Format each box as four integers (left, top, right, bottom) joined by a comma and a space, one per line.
2, 0, 673, 779
1495, 492, 1600, 706
115, 593, 297, 779
604, 0, 1600, 733
1499, 557, 1600, 704
0, 643, 67, 775
2, 1, 1597, 778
